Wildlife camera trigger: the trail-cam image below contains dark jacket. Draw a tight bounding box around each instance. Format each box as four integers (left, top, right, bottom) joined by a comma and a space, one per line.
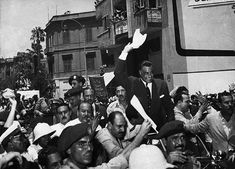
114, 59, 174, 130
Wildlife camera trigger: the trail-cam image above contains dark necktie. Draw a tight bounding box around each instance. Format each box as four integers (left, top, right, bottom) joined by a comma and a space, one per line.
145, 83, 151, 113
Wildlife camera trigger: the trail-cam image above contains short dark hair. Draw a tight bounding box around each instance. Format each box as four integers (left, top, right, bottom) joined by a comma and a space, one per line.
139, 60, 152, 70
174, 92, 189, 105
176, 86, 188, 95
218, 91, 232, 103
57, 103, 70, 111
83, 87, 94, 94
38, 146, 61, 168
108, 111, 124, 124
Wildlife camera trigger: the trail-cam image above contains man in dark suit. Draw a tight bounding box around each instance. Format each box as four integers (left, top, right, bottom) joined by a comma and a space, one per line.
114, 43, 174, 131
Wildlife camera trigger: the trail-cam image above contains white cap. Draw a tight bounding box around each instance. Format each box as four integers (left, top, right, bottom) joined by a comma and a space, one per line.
33, 123, 55, 143
0, 121, 21, 144
129, 144, 175, 169
2, 88, 15, 99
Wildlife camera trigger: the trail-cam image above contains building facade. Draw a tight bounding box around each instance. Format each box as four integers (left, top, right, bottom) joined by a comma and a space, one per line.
45, 11, 102, 98
95, 0, 235, 94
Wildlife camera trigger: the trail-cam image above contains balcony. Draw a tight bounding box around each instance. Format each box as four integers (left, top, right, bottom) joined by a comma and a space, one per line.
113, 19, 128, 44
134, 8, 162, 33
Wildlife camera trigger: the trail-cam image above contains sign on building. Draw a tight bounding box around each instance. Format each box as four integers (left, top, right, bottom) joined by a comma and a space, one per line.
189, 0, 235, 8
89, 76, 108, 103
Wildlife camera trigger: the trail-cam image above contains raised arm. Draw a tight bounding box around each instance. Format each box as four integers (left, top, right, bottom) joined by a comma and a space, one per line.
4, 98, 17, 128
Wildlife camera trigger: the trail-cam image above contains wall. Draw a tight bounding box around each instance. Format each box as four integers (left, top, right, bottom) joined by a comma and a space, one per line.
163, 0, 235, 93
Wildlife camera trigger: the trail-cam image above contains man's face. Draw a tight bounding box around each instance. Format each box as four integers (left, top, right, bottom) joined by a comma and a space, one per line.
110, 114, 127, 140
139, 66, 153, 83
78, 103, 93, 123
69, 136, 93, 166
46, 89, 53, 99
83, 89, 95, 105
47, 152, 62, 169
166, 133, 186, 152
220, 95, 233, 115
38, 134, 51, 148
57, 105, 71, 125
71, 80, 80, 89
68, 95, 81, 108
179, 94, 190, 113
10, 133, 30, 153
116, 86, 126, 102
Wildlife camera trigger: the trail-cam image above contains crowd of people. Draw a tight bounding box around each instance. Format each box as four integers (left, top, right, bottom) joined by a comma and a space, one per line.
0, 40, 235, 169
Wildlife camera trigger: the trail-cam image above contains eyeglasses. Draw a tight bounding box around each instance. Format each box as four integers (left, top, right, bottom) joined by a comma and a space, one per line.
75, 141, 93, 149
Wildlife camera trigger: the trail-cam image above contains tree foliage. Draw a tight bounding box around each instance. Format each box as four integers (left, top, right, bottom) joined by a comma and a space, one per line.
0, 26, 50, 95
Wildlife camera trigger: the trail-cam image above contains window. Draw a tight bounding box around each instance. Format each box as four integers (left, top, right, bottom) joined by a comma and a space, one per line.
62, 26, 70, 44
149, 0, 162, 8
139, 0, 145, 8
86, 27, 92, 42
62, 54, 73, 72
103, 16, 110, 30
86, 52, 96, 71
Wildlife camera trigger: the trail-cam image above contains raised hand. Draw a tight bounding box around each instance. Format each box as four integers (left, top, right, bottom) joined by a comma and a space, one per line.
195, 91, 207, 104
122, 42, 133, 54
139, 119, 152, 137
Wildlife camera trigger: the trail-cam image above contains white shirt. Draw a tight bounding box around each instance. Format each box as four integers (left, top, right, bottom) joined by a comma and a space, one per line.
141, 79, 152, 98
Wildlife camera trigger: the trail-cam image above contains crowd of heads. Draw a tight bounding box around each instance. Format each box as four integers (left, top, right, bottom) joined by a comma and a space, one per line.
0, 71, 235, 169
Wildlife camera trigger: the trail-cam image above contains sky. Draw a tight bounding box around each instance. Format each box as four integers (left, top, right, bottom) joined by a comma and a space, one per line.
0, 0, 95, 58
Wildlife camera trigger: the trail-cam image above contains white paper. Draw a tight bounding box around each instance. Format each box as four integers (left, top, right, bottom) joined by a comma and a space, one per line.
103, 72, 115, 86
130, 95, 158, 132
132, 28, 147, 49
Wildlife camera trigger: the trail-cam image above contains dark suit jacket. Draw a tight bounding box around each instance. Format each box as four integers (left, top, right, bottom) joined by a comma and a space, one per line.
114, 59, 174, 130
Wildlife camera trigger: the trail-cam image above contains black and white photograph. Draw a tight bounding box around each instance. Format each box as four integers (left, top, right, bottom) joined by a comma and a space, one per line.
0, 0, 235, 168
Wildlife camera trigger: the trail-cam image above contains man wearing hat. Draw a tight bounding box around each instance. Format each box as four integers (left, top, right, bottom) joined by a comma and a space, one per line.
69, 75, 86, 89
0, 121, 40, 168
58, 119, 151, 169
155, 120, 201, 169
27, 123, 55, 162
65, 87, 83, 120
0, 121, 30, 155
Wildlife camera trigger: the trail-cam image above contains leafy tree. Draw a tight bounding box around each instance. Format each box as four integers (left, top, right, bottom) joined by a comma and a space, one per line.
14, 52, 33, 90
30, 27, 45, 74
0, 27, 50, 95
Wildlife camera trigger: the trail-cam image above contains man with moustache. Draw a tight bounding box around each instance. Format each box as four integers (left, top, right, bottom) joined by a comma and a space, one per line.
107, 85, 127, 117
58, 118, 151, 169
64, 102, 99, 130
51, 103, 72, 137
96, 111, 141, 159
107, 85, 133, 129
155, 120, 201, 169
55, 103, 71, 125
